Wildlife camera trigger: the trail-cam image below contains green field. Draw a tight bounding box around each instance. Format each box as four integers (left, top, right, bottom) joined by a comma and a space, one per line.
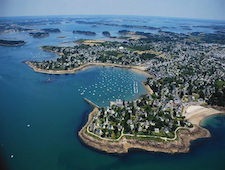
217, 81, 225, 88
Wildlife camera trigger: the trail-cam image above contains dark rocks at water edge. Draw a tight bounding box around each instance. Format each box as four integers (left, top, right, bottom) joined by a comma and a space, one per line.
0, 39, 26, 46
73, 30, 96, 36
29, 32, 49, 38
102, 31, 110, 37
41, 28, 61, 33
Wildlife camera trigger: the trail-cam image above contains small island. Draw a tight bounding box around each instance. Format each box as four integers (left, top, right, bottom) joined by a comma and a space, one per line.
118, 30, 132, 35
73, 30, 96, 36
102, 31, 111, 37
0, 39, 26, 46
29, 32, 49, 38
57, 36, 66, 38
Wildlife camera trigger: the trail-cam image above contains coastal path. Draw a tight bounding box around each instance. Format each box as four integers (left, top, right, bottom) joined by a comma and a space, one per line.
87, 123, 190, 142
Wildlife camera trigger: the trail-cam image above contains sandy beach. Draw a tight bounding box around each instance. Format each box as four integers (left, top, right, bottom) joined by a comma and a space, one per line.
183, 105, 224, 125
141, 82, 153, 95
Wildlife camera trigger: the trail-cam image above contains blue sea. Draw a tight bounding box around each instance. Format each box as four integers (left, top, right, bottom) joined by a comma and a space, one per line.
0, 15, 225, 170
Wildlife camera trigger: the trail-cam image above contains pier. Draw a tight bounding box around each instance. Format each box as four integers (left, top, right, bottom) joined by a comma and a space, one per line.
84, 98, 100, 108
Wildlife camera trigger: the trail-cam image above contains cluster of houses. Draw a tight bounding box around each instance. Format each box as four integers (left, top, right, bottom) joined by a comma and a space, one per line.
85, 34, 225, 139
88, 94, 192, 139
29, 30, 225, 140
146, 39, 225, 104
33, 44, 144, 70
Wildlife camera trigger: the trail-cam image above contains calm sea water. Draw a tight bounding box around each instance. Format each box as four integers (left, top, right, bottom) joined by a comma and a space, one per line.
0, 16, 225, 170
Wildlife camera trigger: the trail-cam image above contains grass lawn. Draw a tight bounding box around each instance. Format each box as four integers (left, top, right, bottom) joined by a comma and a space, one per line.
217, 80, 225, 88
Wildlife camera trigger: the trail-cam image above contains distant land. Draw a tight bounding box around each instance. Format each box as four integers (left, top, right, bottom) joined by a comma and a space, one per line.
0, 39, 26, 46
75, 21, 160, 30
41, 28, 61, 33
73, 30, 96, 36
29, 32, 49, 38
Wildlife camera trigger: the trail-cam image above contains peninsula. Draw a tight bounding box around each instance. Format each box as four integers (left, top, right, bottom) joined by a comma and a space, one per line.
78, 100, 215, 154
26, 30, 225, 154
78, 80, 223, 154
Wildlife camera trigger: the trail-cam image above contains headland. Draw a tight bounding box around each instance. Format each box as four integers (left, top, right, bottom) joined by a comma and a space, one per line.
78, 94, 224, 154
78, 105, 216, 154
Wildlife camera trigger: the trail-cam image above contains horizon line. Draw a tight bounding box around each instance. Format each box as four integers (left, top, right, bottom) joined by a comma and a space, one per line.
0, 14, 225, 22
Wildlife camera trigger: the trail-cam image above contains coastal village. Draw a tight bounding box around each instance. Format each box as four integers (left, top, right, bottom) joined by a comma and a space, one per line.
88, 96, 191, 140
28, 30, 225, 141
1, 3, 225, 169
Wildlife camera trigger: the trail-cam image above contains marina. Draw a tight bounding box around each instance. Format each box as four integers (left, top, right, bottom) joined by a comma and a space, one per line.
76, 67, 146, 106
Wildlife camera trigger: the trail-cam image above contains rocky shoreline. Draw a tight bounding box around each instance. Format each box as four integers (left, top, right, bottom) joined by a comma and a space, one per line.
78, 107, 211, 154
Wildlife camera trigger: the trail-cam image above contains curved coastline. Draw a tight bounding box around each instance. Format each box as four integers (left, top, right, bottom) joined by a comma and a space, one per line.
183, 105, 225, 126
25, 61, 153, 77
78, 107, 212, 154
198, 106, 225, 126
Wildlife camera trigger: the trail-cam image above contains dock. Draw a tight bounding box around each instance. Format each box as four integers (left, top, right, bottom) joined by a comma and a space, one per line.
84, 98, 100, 108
